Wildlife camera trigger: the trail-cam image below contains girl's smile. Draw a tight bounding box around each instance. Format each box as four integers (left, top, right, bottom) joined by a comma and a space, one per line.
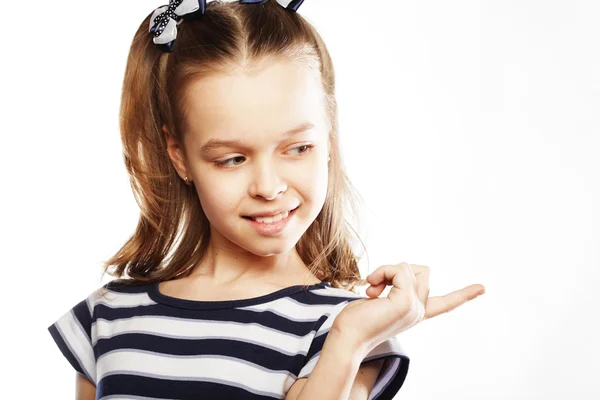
242, 205, 300, 236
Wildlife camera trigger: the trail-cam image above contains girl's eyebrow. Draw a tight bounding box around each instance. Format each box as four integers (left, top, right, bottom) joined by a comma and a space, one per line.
199, 122, 315, 154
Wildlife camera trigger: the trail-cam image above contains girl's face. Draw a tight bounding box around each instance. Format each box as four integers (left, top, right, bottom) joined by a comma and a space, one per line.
167, 58, 330, 259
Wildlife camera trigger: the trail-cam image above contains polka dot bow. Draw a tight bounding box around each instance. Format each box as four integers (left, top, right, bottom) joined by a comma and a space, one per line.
149, 0, 305, 52
149, 0, 205, 52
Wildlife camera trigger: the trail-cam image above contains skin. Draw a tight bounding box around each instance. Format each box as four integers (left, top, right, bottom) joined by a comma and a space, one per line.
163, 57, 331, 291
75, 373, 95, 400
336, 263, 486, 354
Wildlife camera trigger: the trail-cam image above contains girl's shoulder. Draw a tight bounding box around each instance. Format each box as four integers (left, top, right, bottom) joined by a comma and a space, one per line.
102, 278, 152, 291
87, 278, 155, 308
289, 281, 364, 305
242, 281, 366, 327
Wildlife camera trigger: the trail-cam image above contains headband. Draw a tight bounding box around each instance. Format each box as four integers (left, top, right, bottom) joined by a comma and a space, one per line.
149, 0, 305, 52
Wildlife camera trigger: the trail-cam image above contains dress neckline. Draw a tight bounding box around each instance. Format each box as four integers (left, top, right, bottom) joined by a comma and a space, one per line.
147, 280, 329, 310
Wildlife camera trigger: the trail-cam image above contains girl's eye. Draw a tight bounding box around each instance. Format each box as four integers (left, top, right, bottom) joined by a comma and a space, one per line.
215, 156, 245, 168
288, 144, 314, 155
214, 144, 314, 168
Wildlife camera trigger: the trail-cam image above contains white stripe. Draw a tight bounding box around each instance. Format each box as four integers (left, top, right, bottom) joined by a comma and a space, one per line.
310, 286, 362, 298
295, 302, 350, 378
90, 290, 156, 309
55, 310, 97, 384
86, 294, 94, 316
314, 301, 350, 336
237, 296, 346, 322
297, 352, 319, 379
97, 350, 296, 397
93, 316, 314, 355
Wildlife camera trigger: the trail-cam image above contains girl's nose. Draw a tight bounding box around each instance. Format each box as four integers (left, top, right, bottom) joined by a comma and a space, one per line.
248, 161, 287, 200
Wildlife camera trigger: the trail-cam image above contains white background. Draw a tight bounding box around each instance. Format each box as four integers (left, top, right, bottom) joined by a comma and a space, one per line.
1, 0, 598, 398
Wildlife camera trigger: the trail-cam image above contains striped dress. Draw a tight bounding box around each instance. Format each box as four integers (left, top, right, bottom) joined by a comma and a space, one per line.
48, 279, 410, 399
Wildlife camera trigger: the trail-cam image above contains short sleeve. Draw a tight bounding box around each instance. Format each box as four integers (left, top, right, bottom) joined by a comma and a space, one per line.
47, 293, 97, 385
298, 301, 410, 400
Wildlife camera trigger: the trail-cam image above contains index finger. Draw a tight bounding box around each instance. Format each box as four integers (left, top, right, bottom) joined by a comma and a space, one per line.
424, 284, 486, 320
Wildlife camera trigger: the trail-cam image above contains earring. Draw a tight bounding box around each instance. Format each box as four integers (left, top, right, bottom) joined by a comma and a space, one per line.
328, 156, 331, 162
184, 176, 192, 185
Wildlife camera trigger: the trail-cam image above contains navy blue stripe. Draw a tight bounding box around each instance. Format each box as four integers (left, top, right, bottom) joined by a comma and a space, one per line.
103, 280, 153, 293
290, 290, 359, 306
97, 373, 281, 399
96, 334, 305, 373
94, 303, 327, 337
47, 324, 86, 377
102, 279, 359, 306
372, 356, 410, 400
147, 281, 329, 310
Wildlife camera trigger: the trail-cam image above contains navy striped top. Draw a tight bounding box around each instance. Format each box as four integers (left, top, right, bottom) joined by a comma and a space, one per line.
48, 279, 409, 399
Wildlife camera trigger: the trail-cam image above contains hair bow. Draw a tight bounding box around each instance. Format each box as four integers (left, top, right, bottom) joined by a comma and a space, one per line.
149, 0, 206, 52
149, 0, 305, 52
239, 0, 305, 12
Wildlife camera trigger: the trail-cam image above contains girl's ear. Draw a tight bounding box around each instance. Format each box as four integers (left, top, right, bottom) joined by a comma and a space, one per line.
162, 124, 190, 180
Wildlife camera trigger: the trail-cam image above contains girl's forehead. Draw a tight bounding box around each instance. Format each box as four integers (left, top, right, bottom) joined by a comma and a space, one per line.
182, 60, 327, 142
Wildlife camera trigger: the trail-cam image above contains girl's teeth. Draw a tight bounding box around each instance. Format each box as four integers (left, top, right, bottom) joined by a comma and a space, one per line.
253, 210, 289, 224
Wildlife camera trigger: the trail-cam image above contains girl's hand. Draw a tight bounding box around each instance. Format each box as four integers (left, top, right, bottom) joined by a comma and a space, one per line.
332, 263, 486, 353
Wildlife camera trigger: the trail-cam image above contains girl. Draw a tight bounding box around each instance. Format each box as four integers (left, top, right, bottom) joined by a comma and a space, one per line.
47, 1, 485, 399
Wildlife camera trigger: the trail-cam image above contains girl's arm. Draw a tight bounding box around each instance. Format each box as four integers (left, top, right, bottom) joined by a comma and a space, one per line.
76, 373, 96, 400
286, 327, 380, 400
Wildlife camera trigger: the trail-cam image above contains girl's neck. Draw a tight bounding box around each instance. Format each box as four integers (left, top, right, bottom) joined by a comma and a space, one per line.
187, 239, 316, 287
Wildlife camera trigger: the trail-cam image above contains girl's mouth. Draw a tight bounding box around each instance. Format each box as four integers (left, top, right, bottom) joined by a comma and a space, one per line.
242, 206, 299, 236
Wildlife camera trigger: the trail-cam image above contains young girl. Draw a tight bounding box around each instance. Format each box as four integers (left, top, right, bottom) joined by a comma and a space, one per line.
47, 1, 485, 399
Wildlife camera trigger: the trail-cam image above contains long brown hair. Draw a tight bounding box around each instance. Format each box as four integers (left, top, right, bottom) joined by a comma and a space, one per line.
101, 0, 369, 292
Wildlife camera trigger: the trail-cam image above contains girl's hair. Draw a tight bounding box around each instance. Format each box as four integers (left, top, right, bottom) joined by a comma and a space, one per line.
101, 0, 368, 292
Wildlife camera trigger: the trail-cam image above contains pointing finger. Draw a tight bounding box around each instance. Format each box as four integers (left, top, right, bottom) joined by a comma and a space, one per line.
424, 284, 486, 320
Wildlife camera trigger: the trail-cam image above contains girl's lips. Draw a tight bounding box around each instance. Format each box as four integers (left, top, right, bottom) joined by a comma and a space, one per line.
243, 206, 299, 220
243, 206, 298, 236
